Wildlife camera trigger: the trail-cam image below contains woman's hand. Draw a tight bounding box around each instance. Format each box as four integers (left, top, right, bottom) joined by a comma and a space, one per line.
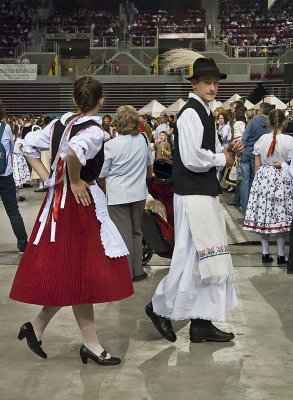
272, 160, 283, 169
70, 179, 91, 206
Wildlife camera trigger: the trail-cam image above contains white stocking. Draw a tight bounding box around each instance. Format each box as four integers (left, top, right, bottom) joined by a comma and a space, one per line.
276, 235, 285, 257
260, 234, 270, 255
32, 306, 62, 341
72, 304, 107, 357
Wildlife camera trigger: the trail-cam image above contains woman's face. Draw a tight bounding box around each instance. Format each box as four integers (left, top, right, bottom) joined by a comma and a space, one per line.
218, 114, 225, 125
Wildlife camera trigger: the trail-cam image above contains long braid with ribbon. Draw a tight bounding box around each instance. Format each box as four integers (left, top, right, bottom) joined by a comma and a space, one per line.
267, 110, 279, 157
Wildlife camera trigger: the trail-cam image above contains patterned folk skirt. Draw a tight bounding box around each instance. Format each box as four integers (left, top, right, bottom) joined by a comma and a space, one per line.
243, 165, 293, 234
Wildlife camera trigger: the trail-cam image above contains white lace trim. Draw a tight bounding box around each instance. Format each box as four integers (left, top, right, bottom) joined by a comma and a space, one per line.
89, 184, 129, 258
153, 310, 225, 323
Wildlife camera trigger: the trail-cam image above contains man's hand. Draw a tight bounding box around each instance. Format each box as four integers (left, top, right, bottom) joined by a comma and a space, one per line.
227, 139, 244, 153
224, 147, 235, 167
70, 179, 91, 206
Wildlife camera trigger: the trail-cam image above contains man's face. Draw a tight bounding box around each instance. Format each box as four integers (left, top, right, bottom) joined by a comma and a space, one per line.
191, 76, 219, 103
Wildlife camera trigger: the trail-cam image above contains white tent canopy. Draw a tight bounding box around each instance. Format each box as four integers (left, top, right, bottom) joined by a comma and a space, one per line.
254, 95, 287, 110
163, 98, 186, 114
208, 99, 223, 111
138, 100, 166, 117
222, 94, 255, 110
286, 101, 293, 108
244, 100, 255, 110
222, 93, 242, 109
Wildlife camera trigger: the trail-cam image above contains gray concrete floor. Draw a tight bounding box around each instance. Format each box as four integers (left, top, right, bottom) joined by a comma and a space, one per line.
1, 187, 293, 400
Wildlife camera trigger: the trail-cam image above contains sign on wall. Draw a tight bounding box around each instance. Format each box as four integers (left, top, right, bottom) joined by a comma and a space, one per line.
0, 64, 38, 80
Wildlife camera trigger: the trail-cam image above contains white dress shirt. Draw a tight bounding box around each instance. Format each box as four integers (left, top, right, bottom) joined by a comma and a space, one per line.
177, 93, 226, 173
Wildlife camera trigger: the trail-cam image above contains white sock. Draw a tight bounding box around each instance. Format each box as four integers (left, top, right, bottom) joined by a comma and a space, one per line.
72, 304, 110, 358
276, 236, 285, 257
32, 306, 62, 341
261, 234, 270, 255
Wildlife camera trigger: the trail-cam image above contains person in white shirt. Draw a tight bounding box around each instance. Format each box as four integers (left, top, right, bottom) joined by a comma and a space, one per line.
0, 102, 28, 253
100, 105, 153, 281
145, 53, 243, 343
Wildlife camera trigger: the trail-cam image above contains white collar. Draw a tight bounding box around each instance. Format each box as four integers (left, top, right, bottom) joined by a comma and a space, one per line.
60, 112, 102, 125
188, 93, 211, 115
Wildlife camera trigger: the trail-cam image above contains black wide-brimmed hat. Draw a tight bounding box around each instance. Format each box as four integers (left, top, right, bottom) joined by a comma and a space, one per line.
186, 58, 227, 80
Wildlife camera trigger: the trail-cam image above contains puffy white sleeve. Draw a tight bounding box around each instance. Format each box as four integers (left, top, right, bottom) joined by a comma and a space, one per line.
21, 119, 57, 158
253, 136, 264, 156
177, 108, 226, 173
60, 124, 104, 166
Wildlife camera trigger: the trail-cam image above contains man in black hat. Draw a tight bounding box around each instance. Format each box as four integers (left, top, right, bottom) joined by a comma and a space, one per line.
146, 57, 243, 343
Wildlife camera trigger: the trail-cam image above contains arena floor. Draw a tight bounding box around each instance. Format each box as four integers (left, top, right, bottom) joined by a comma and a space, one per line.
1, 188, 293, 400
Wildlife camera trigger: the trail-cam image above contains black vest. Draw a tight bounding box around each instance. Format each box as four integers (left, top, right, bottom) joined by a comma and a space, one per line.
173, 97, 222, 196
51, 119, 104, 181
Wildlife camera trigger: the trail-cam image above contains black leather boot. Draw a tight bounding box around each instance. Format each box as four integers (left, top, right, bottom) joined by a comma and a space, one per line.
145, 302, 177, 342
190, 319, 235, 343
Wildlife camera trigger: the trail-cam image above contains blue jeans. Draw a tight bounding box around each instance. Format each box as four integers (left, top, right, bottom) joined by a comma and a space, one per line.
239, 158, 255, 209
0, 174, 28, 251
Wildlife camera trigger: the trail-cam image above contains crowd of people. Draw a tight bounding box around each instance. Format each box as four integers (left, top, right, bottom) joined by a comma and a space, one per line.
0, 0, 33, 57
219, 0, 293, 57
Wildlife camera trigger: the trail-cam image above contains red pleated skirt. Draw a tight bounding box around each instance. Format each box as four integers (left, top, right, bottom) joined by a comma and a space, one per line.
10, 188, 134, 306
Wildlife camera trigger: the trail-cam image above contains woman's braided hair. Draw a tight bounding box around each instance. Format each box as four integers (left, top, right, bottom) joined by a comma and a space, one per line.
266, 109, 285, 157
66, 76, 103, 123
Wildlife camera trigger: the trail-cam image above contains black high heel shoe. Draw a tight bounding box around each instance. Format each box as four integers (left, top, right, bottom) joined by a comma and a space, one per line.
80, 345, 121, 366
18, 322, 47, 359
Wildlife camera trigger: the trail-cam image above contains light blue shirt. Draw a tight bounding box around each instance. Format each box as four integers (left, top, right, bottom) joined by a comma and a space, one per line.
0, 123, 14, 176
100, 133, 153, 205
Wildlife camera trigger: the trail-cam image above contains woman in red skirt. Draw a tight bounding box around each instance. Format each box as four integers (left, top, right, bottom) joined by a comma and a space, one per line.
10, 76, 134, 366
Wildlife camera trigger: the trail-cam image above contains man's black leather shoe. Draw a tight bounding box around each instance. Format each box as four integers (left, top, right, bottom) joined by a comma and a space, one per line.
190, 319, 234, 343
18, 322, 47, 359
145, 302, 177, 342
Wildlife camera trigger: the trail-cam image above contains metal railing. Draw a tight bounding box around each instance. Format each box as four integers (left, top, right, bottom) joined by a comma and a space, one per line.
223, 40, 293, 58
128, 36, 157, 48
76, 62, 152, 76
158, 25, 205, 34
45, 26, 92, 39
91, 36, 119, 48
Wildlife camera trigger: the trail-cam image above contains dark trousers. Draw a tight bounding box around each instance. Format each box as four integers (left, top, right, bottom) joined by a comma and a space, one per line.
287, 223, 293, 273
108, 200, 146, 277
0, 174, 28, 251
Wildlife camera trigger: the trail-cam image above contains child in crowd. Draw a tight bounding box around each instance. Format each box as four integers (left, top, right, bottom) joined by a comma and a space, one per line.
154, 131, 171, 160
243, 109, 293, 264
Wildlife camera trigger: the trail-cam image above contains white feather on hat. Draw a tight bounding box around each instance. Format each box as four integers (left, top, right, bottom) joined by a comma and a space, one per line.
162, 48, 205, 71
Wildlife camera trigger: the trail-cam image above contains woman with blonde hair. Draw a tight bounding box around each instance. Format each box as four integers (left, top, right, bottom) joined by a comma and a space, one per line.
100, 105, 153, 281
243, 109, 293, 264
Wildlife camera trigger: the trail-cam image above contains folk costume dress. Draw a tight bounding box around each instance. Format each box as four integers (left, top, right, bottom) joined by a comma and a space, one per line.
13, 138, 31, 188
243, 132, 293, 234
10, 113, 134, 306
152, 93, 238, 322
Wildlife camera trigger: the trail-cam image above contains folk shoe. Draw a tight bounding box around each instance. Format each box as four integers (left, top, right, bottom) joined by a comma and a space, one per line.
18, 322, 47, 359
190, 319, 234, 343
145, 302, 176, 342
